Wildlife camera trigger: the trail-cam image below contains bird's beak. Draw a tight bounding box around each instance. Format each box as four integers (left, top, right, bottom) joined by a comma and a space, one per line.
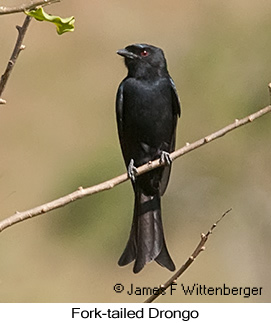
117, 48, 137, 59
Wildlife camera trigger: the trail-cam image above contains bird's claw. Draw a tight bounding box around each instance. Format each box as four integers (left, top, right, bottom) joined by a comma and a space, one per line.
159, 151, 172, 166
128, 159, 138, 182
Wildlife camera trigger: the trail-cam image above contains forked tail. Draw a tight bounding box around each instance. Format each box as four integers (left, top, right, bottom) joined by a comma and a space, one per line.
118, 191, 175, 273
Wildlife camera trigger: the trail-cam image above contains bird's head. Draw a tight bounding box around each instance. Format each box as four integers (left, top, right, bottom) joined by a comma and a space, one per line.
117, 43, 168, 79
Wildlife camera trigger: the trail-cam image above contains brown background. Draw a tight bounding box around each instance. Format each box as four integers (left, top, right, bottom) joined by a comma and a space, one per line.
0, 0, 270, 302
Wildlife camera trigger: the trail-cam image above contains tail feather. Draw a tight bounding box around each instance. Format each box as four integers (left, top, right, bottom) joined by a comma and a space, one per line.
118, 191, 175, 273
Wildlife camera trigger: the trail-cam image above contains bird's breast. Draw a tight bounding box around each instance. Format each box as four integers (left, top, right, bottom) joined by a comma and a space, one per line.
122, 79, 174, 145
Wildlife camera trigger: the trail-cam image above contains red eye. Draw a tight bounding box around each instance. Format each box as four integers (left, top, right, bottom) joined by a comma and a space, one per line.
140, 50, 149, 57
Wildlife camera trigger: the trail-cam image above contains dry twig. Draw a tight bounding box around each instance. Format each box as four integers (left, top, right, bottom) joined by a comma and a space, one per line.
0, 0, 61, 104
0, 105, 270, 232
0, 16, 32, 104
144, 208, 232, 303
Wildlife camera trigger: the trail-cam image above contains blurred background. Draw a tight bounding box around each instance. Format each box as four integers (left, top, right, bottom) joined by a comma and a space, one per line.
0, 0, 270, 303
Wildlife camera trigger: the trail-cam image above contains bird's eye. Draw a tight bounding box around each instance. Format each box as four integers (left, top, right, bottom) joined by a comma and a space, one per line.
140, 50, 149, 57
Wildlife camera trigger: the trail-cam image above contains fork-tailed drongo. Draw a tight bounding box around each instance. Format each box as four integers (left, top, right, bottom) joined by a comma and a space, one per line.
116, 43, 181, 273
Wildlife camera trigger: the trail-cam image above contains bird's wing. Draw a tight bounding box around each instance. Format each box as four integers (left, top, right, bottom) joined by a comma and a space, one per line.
169, 76, 181, 118
116, 80, 129, 167
116, 81, 124, 138
159, 77, 181, 196
169, 76, 181, 152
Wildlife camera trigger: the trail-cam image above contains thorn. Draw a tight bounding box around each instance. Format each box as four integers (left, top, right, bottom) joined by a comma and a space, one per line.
0, 98, 7, 104
200, 246, 206, 252
108, 182, 114, 189
185, 142, 190, 146
201, 233, 206, 238
20, 44, 26, 51
16, 25, 22, 33
235, 119, 239, 123
78, 186, 83, 190
147, 161, 153, 170
189, 256, 195, 261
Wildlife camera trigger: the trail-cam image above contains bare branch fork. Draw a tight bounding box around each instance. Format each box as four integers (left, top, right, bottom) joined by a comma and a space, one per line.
0, 0, 60, 15
144, 208, 232, 303
0, 105, 270, 233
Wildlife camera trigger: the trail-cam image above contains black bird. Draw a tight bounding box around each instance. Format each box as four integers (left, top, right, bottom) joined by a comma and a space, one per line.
116, 43, 181, 273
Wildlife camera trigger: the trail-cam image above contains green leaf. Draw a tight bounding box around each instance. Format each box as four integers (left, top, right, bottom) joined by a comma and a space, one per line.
25, 7, 75, 35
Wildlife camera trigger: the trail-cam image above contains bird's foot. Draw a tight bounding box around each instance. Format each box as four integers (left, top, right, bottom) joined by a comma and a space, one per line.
127, 159, 138, 182
159, 151, 172, 166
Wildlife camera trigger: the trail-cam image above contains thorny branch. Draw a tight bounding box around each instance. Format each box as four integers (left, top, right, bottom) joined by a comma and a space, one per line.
0, 105, 270, 232
0, 0, 60, 15
144, 208, 232, 303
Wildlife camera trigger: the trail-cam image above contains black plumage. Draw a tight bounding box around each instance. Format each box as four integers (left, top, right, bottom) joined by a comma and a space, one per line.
116, 44, 181, 273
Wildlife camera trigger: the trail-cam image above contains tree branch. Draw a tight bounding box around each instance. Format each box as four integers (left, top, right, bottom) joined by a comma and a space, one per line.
0, 16, 32, 104
144, 208, 232, 303
0, 15, 32, 104
0, 105, 270, 233
0, 0, 61, 104
0, 0, 60, 15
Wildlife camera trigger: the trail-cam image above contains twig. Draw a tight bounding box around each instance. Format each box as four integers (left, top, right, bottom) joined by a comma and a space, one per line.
268, 83, 271, 105
0, 0, 60, 15
0, 0, 61, 103
0, 105, 270, 233
0, 16, 32, 104
144, 208, 232, 303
